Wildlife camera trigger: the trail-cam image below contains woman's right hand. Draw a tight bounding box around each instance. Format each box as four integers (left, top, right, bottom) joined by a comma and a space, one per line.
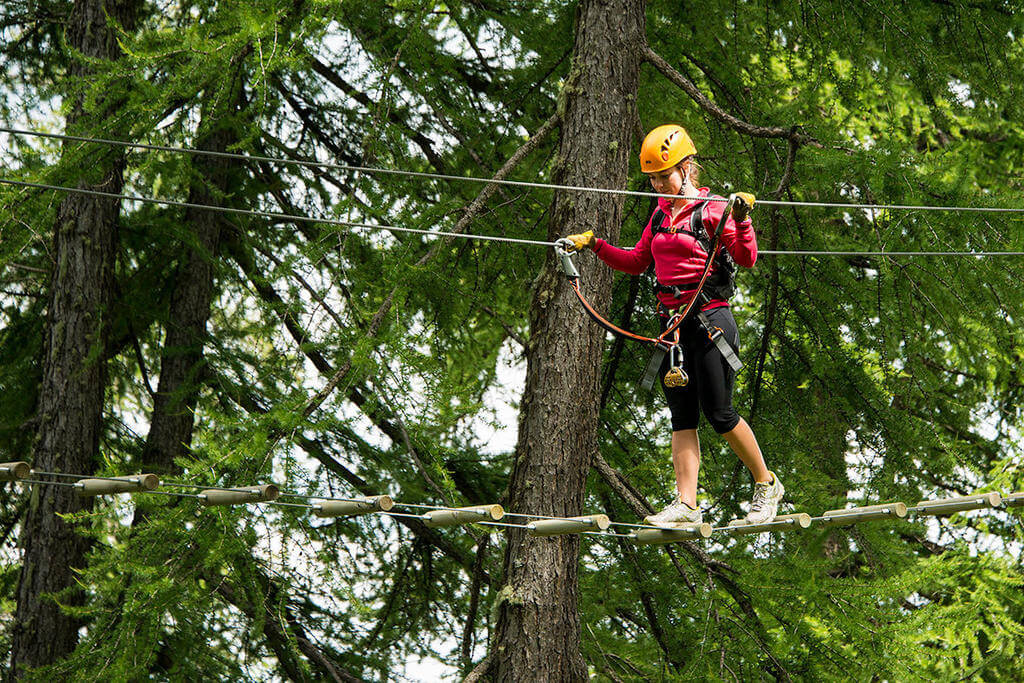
563, 231, 596, 252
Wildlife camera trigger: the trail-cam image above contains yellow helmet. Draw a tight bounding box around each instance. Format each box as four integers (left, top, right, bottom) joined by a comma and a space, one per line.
639, 124, 696, 173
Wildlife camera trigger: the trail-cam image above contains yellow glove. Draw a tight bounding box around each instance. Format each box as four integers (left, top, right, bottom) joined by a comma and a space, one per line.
564, 231, 596, 252
731, 192, 756, 223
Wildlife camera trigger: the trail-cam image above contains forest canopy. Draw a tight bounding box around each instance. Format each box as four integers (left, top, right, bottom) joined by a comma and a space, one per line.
1, 1, 1023, 680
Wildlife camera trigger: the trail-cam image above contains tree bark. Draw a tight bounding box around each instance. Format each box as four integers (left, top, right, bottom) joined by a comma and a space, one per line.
9, 0, 141, 677
138, 84, 243, 477
491, 1, 645, 680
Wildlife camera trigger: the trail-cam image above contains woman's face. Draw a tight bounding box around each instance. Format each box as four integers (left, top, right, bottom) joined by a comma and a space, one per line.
647, 164, 685, 196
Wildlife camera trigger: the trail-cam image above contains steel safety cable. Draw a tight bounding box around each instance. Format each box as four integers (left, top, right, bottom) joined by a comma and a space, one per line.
18, 478, 80, 488
28, 470, 310, 507
0, 177, 558, 248
5, 176, 1021, 258
20, 474, 440, 516
31, 470, 568, 521
277, 488, 609, 522
25, 470, 675, 529
19, 475, 201, 502
17, 475, 640, 530
27, 472, 1019, 540
760, 249, 1024, 257
18, 471, 1017, 546
15, 470, 1024, 541
33, 470, 277, 494
4, 125, 1024, 214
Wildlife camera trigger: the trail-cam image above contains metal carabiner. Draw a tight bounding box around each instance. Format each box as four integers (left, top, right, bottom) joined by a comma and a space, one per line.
664, 344, 688, 388
553, 239, 580, 280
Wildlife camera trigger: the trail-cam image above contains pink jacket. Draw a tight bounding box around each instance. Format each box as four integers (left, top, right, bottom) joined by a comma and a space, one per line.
593, 188, 757, 310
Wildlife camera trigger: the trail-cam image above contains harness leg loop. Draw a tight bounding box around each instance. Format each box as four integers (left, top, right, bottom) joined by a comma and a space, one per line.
695, 311, 743, 371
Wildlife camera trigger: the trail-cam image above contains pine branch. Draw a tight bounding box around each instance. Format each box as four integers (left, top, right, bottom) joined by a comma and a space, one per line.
460, 534, 490, 672
622, 543, 684, 669
213, 576, 360, 683
677, 49, 747, 116
479, 304, 526, 348
599, 274, 642, 409
308, 56, 448, 172
642, 45, 817, 147
226, 230, 449, 494
591, 451, 654, 516
282, 112, 558, 439
205, 368, 494, 585
272, 75, 363, 167
360, 544, 416, 648
0, 494, 27, 547
254, 138, 365, 210
463, 655, 492, 683
293, 432, 493, 586
252, 243, 346, 331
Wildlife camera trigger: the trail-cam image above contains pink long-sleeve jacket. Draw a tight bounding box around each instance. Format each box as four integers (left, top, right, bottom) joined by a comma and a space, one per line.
593, 188, 757, 311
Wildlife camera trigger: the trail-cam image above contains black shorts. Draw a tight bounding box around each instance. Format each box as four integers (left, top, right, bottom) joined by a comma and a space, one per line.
659, 306, 741, 434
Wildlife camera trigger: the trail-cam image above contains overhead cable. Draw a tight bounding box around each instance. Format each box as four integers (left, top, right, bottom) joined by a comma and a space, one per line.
3, 125, 1024, 213
0, 177, 557, 248
2, 177, 1022, 258
759, 249, 1024, 257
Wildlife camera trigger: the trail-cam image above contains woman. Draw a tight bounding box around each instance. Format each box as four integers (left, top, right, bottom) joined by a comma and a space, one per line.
564, 124, 782, 528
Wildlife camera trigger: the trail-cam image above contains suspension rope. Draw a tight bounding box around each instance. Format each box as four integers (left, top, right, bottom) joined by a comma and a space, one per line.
2, 176, 1021, 258
19, 478, 80, 488
15, 469, 1020, 544
761, 249, 1024, 257
3, 125, 1024, 214
17, 469, 668, 533
0, 177, 558, 248
32, 469, 619, 524
144, 490, 203, 499
13, 472, 633, 538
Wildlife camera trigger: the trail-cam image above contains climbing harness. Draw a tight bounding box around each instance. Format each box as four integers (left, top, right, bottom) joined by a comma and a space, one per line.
695, 304, 743, 373
650, 200, 736, 302
556, 195, 739, 390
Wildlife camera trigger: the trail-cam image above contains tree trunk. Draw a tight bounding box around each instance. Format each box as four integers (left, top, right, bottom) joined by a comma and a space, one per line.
491, 1, 645, 680
8, 1, 141, 678
138, 88, 243, 476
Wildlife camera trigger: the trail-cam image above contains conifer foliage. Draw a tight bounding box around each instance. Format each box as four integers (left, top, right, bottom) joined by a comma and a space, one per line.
1, 1, 1023, 680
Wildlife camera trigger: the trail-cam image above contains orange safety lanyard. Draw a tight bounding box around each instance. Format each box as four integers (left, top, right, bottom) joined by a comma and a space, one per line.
558, 195, 737, 349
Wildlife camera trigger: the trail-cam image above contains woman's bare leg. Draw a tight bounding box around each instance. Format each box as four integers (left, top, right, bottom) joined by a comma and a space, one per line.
721, 417, 770, 482
671, 429, 701, 507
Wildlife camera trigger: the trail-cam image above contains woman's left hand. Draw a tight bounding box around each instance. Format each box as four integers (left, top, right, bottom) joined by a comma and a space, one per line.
731, 192, 756, 222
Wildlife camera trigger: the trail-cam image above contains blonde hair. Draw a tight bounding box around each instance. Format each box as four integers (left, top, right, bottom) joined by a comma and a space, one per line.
680, 156, 701, 185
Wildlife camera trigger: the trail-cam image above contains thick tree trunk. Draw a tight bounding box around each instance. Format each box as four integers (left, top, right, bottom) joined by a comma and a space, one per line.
492, 1, 645, 680
138, 95, 242, 475
9, 1, 141, 677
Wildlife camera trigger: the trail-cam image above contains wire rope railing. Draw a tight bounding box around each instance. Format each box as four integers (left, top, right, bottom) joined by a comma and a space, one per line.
7, 464, 1021, 545
4, 125, 1024, 214
2, 177, 1022, 258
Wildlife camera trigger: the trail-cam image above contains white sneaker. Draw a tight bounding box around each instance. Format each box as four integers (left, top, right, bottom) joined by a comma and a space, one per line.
745, 472, 784, 524
644, 497, 703, 528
